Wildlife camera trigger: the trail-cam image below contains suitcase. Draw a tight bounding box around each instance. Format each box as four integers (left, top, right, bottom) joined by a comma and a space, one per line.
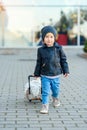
28, 75, 42, 102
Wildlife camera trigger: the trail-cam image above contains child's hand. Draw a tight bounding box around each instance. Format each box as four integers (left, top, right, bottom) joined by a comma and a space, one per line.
64, 73, 69, 77
34, 76, 39, 79
33, 74, 39, 79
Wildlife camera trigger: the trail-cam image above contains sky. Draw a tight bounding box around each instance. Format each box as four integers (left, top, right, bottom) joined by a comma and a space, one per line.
1, 0, 87, 32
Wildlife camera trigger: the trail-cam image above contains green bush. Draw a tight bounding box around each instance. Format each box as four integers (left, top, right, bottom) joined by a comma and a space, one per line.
83, 39, 87, 53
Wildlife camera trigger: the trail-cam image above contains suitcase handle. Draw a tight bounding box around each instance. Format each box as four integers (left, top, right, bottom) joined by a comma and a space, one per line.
28, 75, 34, 94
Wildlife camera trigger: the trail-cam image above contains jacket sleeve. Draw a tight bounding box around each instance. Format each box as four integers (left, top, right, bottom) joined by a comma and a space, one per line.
59, 46, 69, 74
34, 48, 42, 76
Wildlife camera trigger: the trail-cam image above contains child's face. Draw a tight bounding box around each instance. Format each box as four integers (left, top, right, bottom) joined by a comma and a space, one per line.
43, 33, 55, 47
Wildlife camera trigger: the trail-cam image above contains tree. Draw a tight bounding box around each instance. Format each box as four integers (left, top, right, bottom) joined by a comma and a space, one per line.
83, 39, 87, 53
55, 11, 70, 33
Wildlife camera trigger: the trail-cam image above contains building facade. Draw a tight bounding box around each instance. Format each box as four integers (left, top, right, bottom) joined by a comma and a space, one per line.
0, 1, 87, 47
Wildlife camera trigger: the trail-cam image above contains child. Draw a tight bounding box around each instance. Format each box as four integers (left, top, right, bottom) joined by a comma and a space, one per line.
34, 25, 69, 114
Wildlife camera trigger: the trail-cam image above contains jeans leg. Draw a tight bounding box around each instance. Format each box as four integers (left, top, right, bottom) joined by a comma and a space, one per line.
51, 78, 60, 98
41, 76, 51, 104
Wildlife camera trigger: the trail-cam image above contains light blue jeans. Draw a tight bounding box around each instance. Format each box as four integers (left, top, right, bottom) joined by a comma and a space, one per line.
41, 76, 60, 104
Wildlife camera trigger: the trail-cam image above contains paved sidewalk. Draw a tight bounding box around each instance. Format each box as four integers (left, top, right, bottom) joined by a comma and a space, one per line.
0, 47, 87, 130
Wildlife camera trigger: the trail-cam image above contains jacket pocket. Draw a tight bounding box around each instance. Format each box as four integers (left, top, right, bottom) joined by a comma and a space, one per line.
54, 61, 61, 68
42, 63, 46, 67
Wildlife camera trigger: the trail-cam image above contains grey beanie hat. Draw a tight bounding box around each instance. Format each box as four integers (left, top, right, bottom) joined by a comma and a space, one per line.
41, 26, 57, 41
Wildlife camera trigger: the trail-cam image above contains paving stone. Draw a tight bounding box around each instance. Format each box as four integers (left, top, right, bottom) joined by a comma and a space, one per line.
0, 48, 87, 130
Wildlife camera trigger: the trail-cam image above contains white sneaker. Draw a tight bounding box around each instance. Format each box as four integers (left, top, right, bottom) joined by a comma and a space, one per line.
53, 98, 60, 107
40, 104, 49, 114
